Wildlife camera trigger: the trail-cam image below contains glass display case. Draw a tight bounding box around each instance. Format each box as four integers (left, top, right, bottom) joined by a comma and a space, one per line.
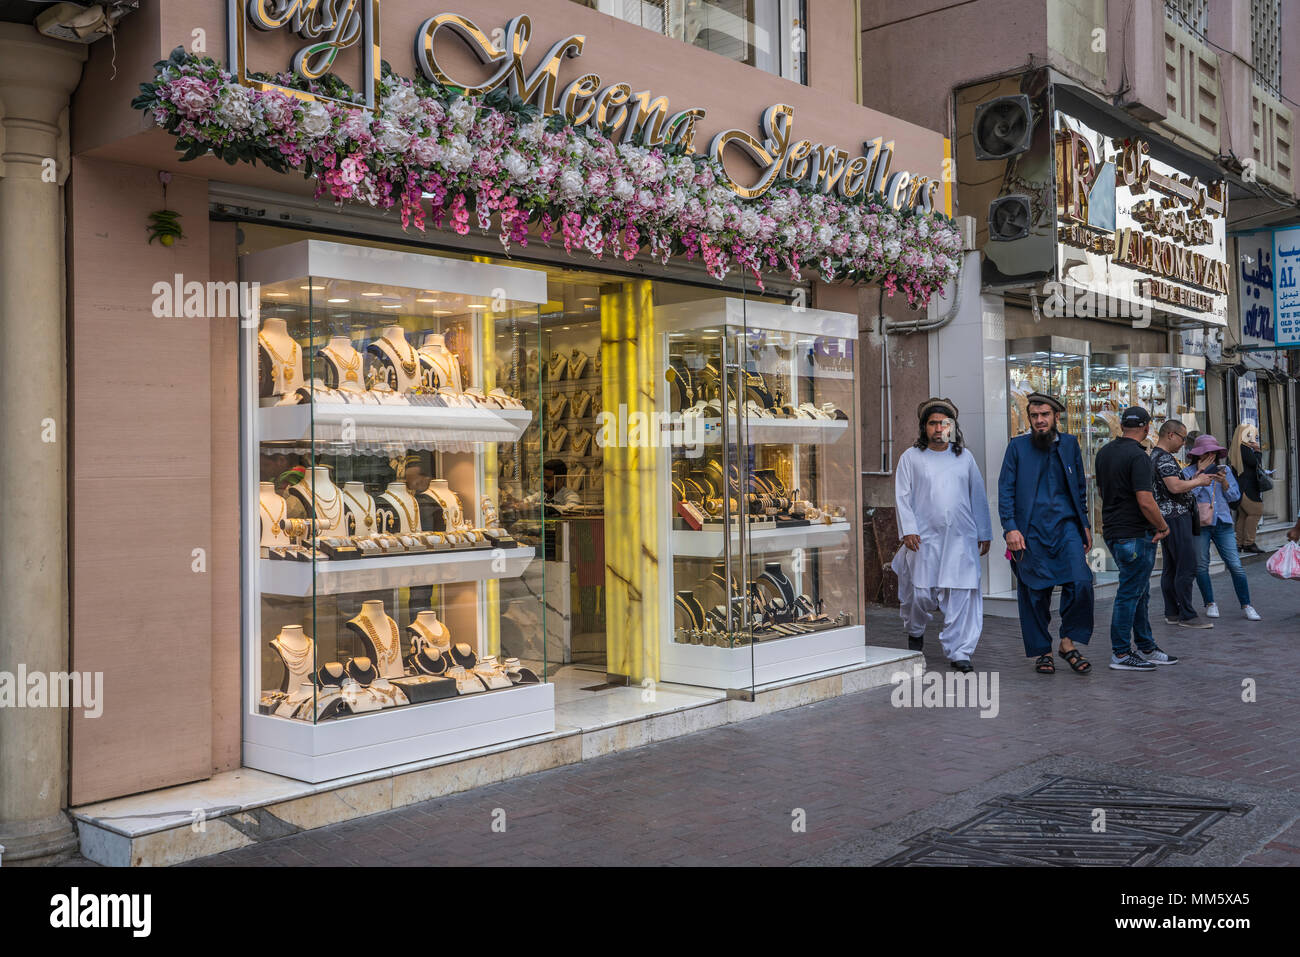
240, 240, 554, 782
1006, 336, 1091, 442
654, 298, 865, 690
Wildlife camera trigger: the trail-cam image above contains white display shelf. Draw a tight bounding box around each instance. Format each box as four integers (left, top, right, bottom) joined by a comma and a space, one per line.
678, 416, 849, 445
671, 520, 852, 558
659, 624, 866, 689
244, 682, 555, 783
259, 403, 532, 446
260, 545, 535, 596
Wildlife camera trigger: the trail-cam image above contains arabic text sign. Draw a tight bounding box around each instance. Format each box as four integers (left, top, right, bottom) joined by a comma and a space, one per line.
1275, 226, 1300, 347
1237, 230, 1275, 348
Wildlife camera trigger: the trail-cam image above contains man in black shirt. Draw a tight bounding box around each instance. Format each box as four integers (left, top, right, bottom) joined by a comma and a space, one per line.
1151, 419, 1215, 628
1094, 407, 1173, 671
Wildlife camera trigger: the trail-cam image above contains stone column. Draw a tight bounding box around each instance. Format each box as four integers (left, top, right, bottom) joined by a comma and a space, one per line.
0, 24, 87, 865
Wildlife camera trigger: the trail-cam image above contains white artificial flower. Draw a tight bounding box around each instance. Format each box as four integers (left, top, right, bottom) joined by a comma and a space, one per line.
448, 99, 475, 129
884, 239, 902, 261
637, 188, 656, 208
382, 86, 420, 117
299, 101, 331, 138
446, 134, 473, 169
740, 210, 760, 238
851, 232, 869, 254
502, 151, 531, 180
917, 219, 930, 238
612, 177, 635, 201
705, 206, 724, 231
520, 119, 546, 145
817, 225, 836, 247
376, 121, 409, 154
411, 137, 442, 165
560, 169, 584, 196
216, 87, 254, 130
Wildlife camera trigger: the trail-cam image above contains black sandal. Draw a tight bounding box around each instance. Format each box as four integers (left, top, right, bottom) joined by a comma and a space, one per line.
1059, 647, 1091, 674
1035, 654, 1055, 674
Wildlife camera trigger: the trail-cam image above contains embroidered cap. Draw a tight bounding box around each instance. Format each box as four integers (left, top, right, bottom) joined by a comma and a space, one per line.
917, 396, 959, 421
1024, 392, 1064, 413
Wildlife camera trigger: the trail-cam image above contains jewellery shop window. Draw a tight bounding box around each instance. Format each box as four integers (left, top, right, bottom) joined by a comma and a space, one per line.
656, 297, 865, 689
241, 239, 550, 732
1006, 336, 1090, 447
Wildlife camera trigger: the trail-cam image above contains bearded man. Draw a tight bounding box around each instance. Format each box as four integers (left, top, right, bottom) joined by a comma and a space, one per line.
891, 398, 992, 673
997, 392, 1095, 675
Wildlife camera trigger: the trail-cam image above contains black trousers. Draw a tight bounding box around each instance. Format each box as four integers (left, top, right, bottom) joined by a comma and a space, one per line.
1160, 511, 1199, 621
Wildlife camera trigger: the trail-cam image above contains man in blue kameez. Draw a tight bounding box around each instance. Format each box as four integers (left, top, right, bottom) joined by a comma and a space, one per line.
997, 392, 1095, 675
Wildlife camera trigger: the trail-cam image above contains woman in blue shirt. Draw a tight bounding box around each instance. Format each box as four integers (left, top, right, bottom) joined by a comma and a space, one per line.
1182, 434, 1260, 621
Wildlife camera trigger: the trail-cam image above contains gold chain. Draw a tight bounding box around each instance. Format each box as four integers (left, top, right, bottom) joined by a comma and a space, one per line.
343, 488, 375, 529
386, 490, 419, 531
273, 634, 312, 669
258, 332, 300, 387
325, 345, 361, 383
389, 336, 418, 377
357, 614, 399, 666
259, 496, 286, 538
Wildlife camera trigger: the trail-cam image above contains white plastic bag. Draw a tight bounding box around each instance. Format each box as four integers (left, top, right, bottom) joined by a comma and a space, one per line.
1265, 541, 1300, 581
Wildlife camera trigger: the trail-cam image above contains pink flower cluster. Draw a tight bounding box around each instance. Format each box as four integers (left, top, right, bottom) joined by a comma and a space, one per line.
144, 55, 960, 304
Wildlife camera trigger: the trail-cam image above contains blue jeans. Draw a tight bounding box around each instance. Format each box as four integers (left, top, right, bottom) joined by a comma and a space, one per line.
1106, 535, 1158, 658
1196, 521, 1252, 607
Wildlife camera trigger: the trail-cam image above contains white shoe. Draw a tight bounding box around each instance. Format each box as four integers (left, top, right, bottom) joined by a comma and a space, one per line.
1244, 605, 1262, 621
1205, 603, 1220, 619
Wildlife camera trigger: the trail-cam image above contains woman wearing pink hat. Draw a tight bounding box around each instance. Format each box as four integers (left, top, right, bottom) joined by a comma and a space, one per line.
1181, 434, 1261, 621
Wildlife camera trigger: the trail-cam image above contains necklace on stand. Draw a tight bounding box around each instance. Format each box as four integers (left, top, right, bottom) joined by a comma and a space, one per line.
386, 490, 418, 531
389, 336, 418, 378
325, 345, 361, 384
358, 614, 399, 667
274, 635, 313, 670
301, 480, 342, 527
259, 496, 287, 539
343, 488, 375, 530
258, 333, 300, 388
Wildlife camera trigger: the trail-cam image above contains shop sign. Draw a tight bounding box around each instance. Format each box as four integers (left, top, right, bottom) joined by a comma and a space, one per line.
1053, 110, 1228, 326
227, 3, 937, 208
1237, 371, 1259, 429
1274, 225, 1300, 348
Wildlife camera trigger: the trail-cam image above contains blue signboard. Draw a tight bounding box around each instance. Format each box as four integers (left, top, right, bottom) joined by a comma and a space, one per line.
1275, 225, 1300, 347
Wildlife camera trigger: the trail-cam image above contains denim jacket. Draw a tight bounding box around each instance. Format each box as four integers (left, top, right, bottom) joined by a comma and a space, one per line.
1181, 464, 1240, 525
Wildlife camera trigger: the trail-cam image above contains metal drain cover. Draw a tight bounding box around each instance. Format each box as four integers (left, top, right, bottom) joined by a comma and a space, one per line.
882, 775, 1253, 866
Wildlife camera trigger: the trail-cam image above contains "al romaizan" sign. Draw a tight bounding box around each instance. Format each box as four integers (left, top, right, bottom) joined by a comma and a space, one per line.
229, 3, 939, 210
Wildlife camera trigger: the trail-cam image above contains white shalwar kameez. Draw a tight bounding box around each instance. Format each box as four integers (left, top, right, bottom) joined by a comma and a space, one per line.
890, 445, 993, 661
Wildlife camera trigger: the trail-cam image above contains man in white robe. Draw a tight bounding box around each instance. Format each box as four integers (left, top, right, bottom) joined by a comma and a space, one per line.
891, 397, 992, 672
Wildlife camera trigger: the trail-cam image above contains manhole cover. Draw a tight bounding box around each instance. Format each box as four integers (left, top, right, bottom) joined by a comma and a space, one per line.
882, 775, 1253, 866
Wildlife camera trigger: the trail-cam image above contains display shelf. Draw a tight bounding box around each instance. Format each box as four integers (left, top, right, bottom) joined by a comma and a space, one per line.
659, 624, 866, 689
682, 416, 850, 445
259, 403, 532, 445
672, 520, 852, 558
259, 545, 535, 597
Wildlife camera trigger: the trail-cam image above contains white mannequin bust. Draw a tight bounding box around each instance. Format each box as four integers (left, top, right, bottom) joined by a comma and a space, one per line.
270, 625, 314, 693
378, 481, 420, 533
369, 326, 421, 392
319, 336, 365, 393
258, 317, 305, 396
341, 481, 378, 536
419, 332, 464, 392
349, 600, 404, 679
288, 466, 348, 536
258, 482, 290, 548
409, 610, 451, 653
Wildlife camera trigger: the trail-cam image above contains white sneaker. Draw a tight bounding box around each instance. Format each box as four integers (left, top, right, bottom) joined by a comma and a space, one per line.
1244, 605, 1262, 621
1205, 602, 1220, 619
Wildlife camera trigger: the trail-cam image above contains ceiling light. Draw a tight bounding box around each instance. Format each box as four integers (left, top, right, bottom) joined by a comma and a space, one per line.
299, 284, 324, 291
361, 291, 384, 298
264, 292, 290, 298
416, 298, 437, 304
327, 298, 349, 304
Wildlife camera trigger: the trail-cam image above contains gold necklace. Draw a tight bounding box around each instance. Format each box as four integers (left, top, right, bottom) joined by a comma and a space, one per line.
300, 481, 342, 526
258, 332, 300, 388
325, 345, 361, 383
387, 336, 418, 377
385, 490, 418, 531
259, 496, 286, 538
357, 614, 399, 666
343, 488, 375, 529
410, 617, 449, 648
274, 634, 313, 669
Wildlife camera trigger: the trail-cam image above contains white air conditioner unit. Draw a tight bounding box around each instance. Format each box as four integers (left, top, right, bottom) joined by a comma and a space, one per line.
36, 2, 138, 45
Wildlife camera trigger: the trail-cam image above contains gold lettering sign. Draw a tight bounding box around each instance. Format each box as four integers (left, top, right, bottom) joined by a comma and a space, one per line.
415, 13, 934, 207
230, 0, 381, 109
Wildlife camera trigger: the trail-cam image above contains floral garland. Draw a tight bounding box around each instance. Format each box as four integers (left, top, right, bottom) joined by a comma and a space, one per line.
133, 48, 960, 304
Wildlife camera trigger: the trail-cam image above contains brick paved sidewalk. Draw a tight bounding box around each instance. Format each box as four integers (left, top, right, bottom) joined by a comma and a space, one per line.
190, 556, 1298, 867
